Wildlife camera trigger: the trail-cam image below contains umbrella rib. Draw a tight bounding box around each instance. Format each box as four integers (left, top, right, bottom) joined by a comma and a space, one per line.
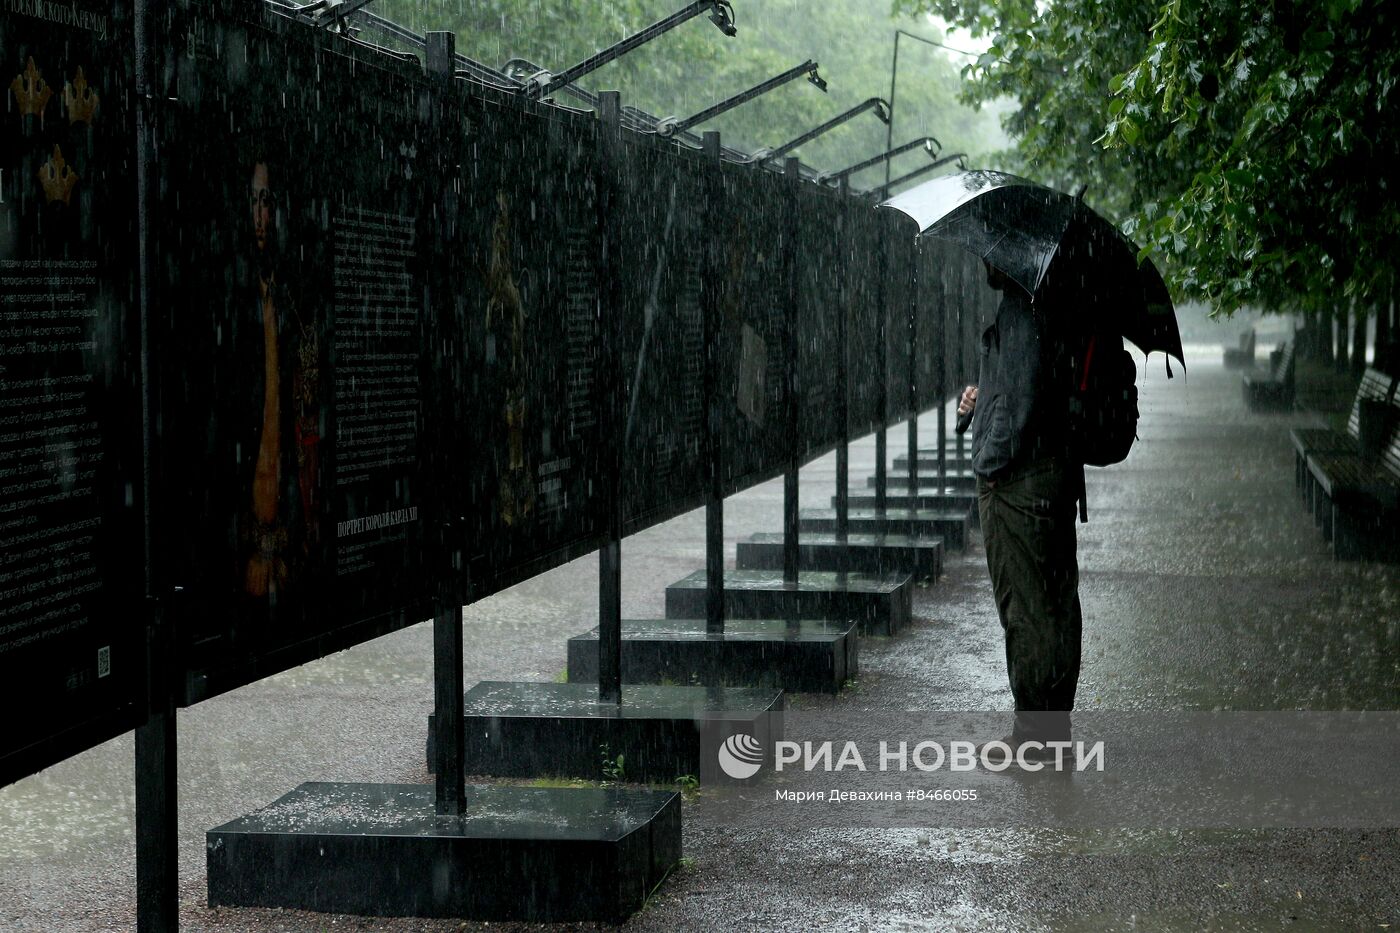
980, 228, 1011, 259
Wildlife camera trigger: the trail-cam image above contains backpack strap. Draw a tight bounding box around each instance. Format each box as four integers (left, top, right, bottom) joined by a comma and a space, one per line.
1079, 335, 1097, 391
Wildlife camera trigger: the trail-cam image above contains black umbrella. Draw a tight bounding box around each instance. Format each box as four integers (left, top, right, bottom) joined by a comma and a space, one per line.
881, 170, 1184, 363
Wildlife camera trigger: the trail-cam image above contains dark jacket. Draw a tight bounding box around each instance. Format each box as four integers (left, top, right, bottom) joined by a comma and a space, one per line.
971, 285, 1065, 479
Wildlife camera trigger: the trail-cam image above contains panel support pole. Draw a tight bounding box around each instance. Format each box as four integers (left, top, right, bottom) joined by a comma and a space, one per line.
596, 91, 625, 704
782, 158, 801, 584
702, 131, 725, 633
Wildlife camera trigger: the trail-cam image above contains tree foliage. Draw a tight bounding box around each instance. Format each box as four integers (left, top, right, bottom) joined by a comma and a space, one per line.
369, 0, 1007, 191
895, 0, 1400, 316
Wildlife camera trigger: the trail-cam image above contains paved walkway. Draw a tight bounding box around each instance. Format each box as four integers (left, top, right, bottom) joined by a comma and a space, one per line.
2, 347, 1397, 931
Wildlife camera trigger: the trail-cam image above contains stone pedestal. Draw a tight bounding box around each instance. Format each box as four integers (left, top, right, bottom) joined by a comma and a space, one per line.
567, 617, 858, 693
735, 531, 942, 581
872, 470, 977, 491
838, 488, 977, 513
426, 680, 784, 782
207, 782, 680, 923
799, 507, 971, 551
664, 569, 912, 635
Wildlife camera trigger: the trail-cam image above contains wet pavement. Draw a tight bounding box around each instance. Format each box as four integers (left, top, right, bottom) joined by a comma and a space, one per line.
2, 347, 1397, 931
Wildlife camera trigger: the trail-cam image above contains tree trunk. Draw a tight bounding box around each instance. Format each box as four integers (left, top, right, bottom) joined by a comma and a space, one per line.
1393, 298, 1399, 371
1335, 308, 1349, 373
1390, 297, 1399, 373
1352, 303, 1368, 376
1319, 309, 1334, 363
1375, 301, 1390, 373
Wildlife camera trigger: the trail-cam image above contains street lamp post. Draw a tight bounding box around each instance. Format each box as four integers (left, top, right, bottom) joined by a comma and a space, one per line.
884, 28, 977, 195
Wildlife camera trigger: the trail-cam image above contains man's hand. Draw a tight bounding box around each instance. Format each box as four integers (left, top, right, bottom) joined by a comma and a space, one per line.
958, 385, 978, 416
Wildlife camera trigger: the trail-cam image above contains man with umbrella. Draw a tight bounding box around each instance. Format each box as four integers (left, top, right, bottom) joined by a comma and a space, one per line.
883, 171, 1183, 761
958, 257, 1082, 756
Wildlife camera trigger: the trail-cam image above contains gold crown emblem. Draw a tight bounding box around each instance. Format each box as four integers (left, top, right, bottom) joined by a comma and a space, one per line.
38, 145, 78, 205
10, 57, 52, 120
63, 67, 97, 125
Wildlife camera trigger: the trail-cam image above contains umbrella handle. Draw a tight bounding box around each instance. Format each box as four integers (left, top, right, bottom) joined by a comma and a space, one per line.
955, 408, 973, 435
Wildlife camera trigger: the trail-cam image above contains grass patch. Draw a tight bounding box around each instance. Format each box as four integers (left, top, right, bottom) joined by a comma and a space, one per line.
526, 776, 591, 790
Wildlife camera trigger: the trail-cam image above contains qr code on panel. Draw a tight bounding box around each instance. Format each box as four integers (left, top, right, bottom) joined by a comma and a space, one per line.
97, 646, 111, 679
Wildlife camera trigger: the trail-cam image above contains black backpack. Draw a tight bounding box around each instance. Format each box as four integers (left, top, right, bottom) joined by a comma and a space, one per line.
1065, 332, 1139, 468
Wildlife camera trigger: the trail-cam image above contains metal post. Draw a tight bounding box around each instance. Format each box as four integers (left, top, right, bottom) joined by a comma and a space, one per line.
908, 243, 919, 509
134, 0, 177, 927
884, 33, 899, 194
783, 157, 801, 584
874, 225, 888, 512
835, 177, 851, 540
135, 602, 177, 933
432, 605, 465, 814
703, 131, 725, 634
954, 260, 968, 467
422, 30, 467, 816
425, 26, 454, 76
884, 28, 963, 192
938, 261, 950, 489
597, 91, 624, 705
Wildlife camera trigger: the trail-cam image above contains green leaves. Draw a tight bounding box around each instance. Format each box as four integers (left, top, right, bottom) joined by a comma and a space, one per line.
1223, 168, 1252, 188
902, 0, 1400, 316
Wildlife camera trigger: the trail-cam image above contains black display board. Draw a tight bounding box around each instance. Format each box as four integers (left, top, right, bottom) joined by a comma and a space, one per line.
845, 203, 884, 435
617, 137, 707, 534
914, 238, 955, 411
795, 186, 844, 460
884, 217, 915, 424
157, 3, 434, 703
454, 95, 605, 594
0, 0, 143, 786
714, 162, 791, 494
0, 0, 995, 789
0, 0, 142, 783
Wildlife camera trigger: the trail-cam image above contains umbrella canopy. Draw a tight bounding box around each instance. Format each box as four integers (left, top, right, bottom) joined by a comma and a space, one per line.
882, 171, 1183, 363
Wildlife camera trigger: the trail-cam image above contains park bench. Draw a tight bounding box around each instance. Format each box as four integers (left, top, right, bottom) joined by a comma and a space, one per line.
1304, 390, 1400, 560
1242, 336, 1295, 411
1223, 327, 1256, 369
1289, 367, 1394, 510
